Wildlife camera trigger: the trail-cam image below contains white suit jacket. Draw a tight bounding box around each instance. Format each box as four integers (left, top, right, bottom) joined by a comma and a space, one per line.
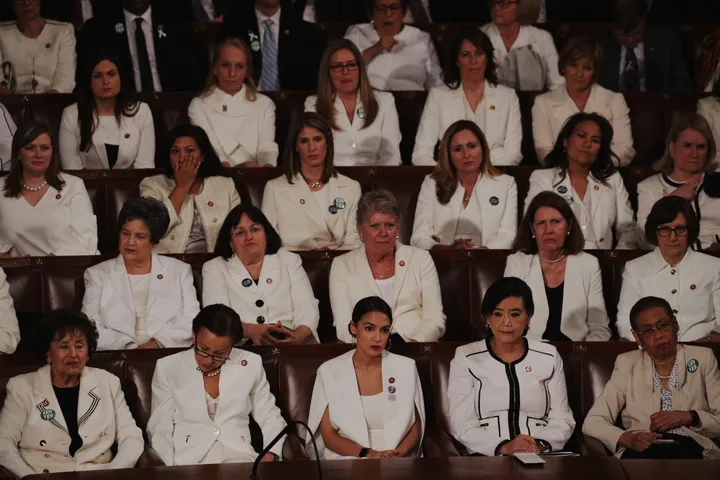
698, 96, 720, 166
411, 173, 517, 249
0, 366, 143, 478
616, 248, 720, 342
0, 267, 19, 354
0, 101, 16, 172
412, 83, 522, 166
0, 174, 99, 256
504, 251, 611, 341
202, 250, 320, 339
59, 102, 156, 170
525, 168, 636, 249
147, 349, 286, 465
306, 350, 425, 460
329, 244, 446, 343
188, 86, 278, 167
305, 91, 402, 166
82, 253, 200, 350
261, 173, 361, 250
0, 20, 76, 93
139, 174, 241, 254
532, 84, 635, 166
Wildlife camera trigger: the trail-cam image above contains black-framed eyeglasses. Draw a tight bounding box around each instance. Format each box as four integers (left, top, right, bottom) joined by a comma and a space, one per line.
374, 4, 403, 14
329, 62, 359, 73
634, 319, 674, 339
656, 226, 689, 237
193, 344, 230, 363
490, 0, 519, 6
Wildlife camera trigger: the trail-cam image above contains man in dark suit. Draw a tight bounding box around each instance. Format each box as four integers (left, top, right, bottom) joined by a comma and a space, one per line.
223, 0, 326, 92
596, 0, 692, 93
77, 0, 205, 93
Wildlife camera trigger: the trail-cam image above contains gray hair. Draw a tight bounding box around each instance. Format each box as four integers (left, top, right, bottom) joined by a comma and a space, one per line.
356, 189, 400, 226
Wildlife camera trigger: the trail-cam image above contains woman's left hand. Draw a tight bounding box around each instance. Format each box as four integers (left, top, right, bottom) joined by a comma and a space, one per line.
276, 325, 314, 345
650, 411, 694, 432
260, 452, 277, 462
137, 339, 160, 349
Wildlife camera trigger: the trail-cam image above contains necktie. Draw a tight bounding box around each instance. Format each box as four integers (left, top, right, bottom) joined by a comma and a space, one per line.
134, 18, 154, 92
623, 47, 640, 92
192, 0, 210, 21
259, 19, 279, 91
407, 0, 430, 26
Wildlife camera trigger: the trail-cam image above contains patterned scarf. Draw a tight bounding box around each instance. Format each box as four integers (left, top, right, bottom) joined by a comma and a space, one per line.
698, 30, 720, 91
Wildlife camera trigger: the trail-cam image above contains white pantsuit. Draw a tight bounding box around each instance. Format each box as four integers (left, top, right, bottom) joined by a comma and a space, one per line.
330, 245, 446, 343
261, 173, 361, 250
139, 174, 241, 254
81, 253, 200, 350
532, 84, 635, 166
412, 83, 523, 166
698, 96, 720, 166
504, 251, 611, 341
411, 173, 517, 249
147, 349, 286, 465
0, 267, 19, 354
0, 366, 143, 478
59, 102, 156, 170
306, 350, 425, 460
305, 91, 402, 166
201, 249, 320, 339
188, 87, 279, 167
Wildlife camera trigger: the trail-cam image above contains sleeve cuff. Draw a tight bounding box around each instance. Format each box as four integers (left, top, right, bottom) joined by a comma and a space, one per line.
536, 438, 552, 453
494, 439, 510, 456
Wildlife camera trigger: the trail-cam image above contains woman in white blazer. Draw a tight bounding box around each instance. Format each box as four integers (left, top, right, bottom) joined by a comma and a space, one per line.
0, 5, 75, 94
147, 305, 286, 465
262, 113, 361, 250
525, 112, 636, 250
330, 190, 446, 344
189, 37, 278, 168
505, 191, 610, 341
480, 0, 563, 91
203, 204, 319, 345
0, 267, 19, 354
60, 53, 155, 170
448, 278, 575, 457
698, 94, 720, 166
532, 37, 634, 166
82, 198, 200, 350
0, 311, 143, 477
412, 120, 517, 250
617, 197, 720, 343
412, 28, 522, 167
637, 113, 720, 251
305, 39, 401, 166
0, 121, 99, 257
140, 124, 241, 254
307, 297, 424, 460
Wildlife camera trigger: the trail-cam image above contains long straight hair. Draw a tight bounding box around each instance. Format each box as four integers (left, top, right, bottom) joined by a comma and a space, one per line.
282, 112, 336, 184
201, 36, 258, 102
4, 121, 65, 198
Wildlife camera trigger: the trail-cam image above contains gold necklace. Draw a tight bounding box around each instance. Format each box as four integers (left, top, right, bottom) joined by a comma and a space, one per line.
309, 181, 324, 189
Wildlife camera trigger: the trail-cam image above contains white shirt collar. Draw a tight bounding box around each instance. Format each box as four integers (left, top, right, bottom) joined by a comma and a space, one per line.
255, 7, 281, 25
123, 5, 153, 27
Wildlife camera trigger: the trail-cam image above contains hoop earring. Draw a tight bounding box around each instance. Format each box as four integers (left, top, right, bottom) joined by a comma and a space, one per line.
385, 337, 392, 350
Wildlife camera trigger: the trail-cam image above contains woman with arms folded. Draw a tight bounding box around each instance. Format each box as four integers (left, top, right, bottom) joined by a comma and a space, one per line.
525, 112, 636, 249
188, 36, 278, 167
60, 52, 155, 170
0, 121, 99, 257
140, 125, 241, 254
202, 204, 320, 345
0, 310, 143, 477
330, 189, 446, 344
307, 296, 424, 459
147, 304, 286, 465
584, 296, 720, 459
448, 277, 576, 456
262, 113, 361, 250
411, 120, 517, 250
305, 39, 401, 166
412, 28, 522, 167
505, 192, 610, 341
82, 197, 200, 350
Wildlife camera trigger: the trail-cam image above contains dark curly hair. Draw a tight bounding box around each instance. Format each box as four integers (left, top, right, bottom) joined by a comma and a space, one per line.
193, 304, 244, 345
644, 196, 699, 247
36, 309, 99, 363
161, 124, 223, 180
443, 27, 498, 89
118, 197, 171, 245
214, 204, 282, 259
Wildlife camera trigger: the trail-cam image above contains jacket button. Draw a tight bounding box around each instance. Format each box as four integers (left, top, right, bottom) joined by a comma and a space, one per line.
43, 470, 49, 473
672, 309, 678, 314
671, 269, 676, 275
170, 235, 175, 240
39, 440, 46, 446
213, 218, 218, 223
257, 316, 265, 324
255, 299, 264, 307
125, 133, 130, 139
671, 289, 677, 294
213, 428, 220, 435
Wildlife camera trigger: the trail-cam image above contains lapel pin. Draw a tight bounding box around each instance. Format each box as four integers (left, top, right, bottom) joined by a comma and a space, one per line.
157, 25, 167, 39
157, 274, 163, 280
399, 261, 405, 267
357, 107, 365, 119
388, 386, 396, 394
41, 409, 55, 421
42, 399, 49, 407
389, 377, 395, 384
55, 193, 61, 200
527, 44, 533, 51
557, 185, 567, 194
249, 31, 259, 41
489, 196, 499, 205
45, 43, 51, 49
662, 188, 669, 196
593, 185, 599, 191
124, 133, 130, 139
328, 205, 338, 215
208, 201, 214, 207
115, 23, 125, 34
242, 278, 252, 288
687, 359, 699, 373
241, 360, 247, 366
333, 198, 346, 209
299, 199, 305, 205
489, 105, 496, 110
525, 366, 532, 372
266, 278, 273, 284
690, 284, 696, 290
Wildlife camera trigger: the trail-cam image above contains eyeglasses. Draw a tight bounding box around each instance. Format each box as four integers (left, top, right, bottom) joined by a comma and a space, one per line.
656, 226, 689, 237
634, 319, 674, 339
193, 345, 230, 363
329, 62, 359, 73
374, 4, 403, 13
490, 0, 519, 7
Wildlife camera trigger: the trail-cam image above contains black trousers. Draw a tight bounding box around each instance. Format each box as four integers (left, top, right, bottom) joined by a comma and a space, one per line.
621, 433, 704, 459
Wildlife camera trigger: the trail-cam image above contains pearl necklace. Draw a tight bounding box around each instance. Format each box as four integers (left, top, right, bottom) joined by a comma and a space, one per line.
538, 254, 566, 264
197, 366, 221, 377
22, 181, 47, 192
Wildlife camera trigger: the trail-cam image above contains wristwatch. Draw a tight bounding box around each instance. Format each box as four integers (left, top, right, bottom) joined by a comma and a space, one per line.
358, 447, 370, 458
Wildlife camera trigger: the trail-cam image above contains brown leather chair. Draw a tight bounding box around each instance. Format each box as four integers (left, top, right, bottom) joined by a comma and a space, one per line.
624, 93, 668, 167
393, 91, 429, 165
43, 256, 105, 312
265, 91, 311, 155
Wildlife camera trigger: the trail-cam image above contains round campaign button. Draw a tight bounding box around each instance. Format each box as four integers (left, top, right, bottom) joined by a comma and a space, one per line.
242, 278, 253, 288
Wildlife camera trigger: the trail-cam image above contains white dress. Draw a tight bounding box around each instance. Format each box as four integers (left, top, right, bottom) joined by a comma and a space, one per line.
361, 393, 386, 451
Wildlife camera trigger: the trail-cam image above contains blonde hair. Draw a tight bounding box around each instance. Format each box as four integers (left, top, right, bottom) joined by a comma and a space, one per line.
316, 39, 378, 131
202, 37, 257, 102
517, 0, 541, 25
654, 113, 718, 174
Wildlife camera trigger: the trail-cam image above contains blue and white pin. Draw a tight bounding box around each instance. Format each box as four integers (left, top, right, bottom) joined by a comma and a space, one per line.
329, 197, 346, 215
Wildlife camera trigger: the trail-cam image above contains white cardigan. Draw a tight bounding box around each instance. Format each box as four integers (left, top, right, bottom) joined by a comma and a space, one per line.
532, 84, 635, 166
0, 267, 18, 354
306, 350, 425, 460
188, 86, 278, 167
698, 96, 720, 166
504, 251, 611, 341
412, 83, 522, 166
411, 173, 517, 249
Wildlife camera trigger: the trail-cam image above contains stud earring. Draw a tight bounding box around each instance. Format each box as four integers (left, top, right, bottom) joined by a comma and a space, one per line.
352, 335, 357, 346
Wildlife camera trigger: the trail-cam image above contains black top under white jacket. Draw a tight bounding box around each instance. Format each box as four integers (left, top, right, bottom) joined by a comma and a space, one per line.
447, 339, 576, 456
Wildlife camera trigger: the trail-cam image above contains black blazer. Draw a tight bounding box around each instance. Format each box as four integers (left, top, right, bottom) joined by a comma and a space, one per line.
596, 25, 693, 93
428, 0, 491, 23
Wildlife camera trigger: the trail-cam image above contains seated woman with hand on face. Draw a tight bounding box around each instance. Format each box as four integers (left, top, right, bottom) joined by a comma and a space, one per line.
448, 277, 576, 457
307, 296, 424, 460
411, 120, 517, 250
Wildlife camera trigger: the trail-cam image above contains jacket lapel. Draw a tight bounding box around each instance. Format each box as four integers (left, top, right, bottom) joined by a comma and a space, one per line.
549, 87, 578, 118
258, 253, 281, 298
339, 352, 371, 446
110, 255, 135, 314
179, 350, 215, 424
438, 184, 464, 244
77, 368, 101, 429
528, 256, 549, 336
587, 175, 607, 232
482, 85, 498, 143
476, 175, 502, 246
33, 365, 68, 434
356, 247, 381, 297
228, 255, 262, 296
146, 253, 166, 317
325, 177, 351, 242
559, 255, 579, 332
90, 126, 110, 168
280, 177, 327, 231
115, 117, 134, 169
673, 345, 690, 410
392, 246, 411, 310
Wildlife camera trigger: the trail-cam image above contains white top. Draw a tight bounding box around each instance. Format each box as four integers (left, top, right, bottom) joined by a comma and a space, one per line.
81, 0, 94, 22
344, 23, 442, 91
455, 197, 483, 246
311, 187, 331, 219
0, 102, 16, 171
205, 392, 219, 421
569, 186, 598, 246
361, 393, 386, 451
697, 96, 720, 166
199, 0, 215, 19
619, 44, 646, 92
96, 116, 121, 145
129, 273, 151, 346
123, 7, 162, 92
705, 61, 720, 93
463, 95, 487, 131
375, 276, 395, 307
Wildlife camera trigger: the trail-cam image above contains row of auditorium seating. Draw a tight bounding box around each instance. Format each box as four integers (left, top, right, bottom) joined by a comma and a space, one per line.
1, 91, 706, 168
6, 248, 717, 347
2, 342, 716, 462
